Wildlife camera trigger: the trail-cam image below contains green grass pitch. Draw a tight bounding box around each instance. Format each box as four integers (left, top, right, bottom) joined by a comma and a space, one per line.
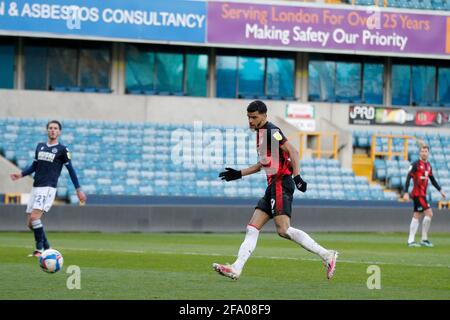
0, 232, 449, 300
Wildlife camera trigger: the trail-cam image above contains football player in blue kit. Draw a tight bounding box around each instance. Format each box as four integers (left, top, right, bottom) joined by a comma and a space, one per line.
10, 120, 86, 257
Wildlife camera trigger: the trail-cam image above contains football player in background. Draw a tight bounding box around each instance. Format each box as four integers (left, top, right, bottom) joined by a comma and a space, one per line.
10, 120, 86, 257
403, 144, 446, 247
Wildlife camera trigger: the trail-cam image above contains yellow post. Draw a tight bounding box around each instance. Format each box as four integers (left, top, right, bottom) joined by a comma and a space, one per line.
299, 133, 304, 160
403, 136, 409, 161
5, 193, 21, 204
317, 134, 321, 158
438, 201, 449, 210
333, 133, 336, 160
297, 132, 338, 161
387, 137, 392, 160
371, 134, 376, 162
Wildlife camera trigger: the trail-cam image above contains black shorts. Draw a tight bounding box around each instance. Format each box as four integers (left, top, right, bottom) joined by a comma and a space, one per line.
255, 175, 295, 218
413, 196, 430, 213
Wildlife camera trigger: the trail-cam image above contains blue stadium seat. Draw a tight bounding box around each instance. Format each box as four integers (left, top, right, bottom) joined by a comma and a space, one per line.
387, 176, 402, 189
358, 190, 371, 200
306, 190, 320, 199
51, 86, 68, 92
308, 94, 321, 102
97, 88, 113, 94
315, 166, 328, 175
320, 190, 333, 199
340, 168, 354, 176
375, 167, 387, 181
69, 194, 79, 204
411, 0, 422, 8
56, 186, 68, 198
83, 87, 97, 93
383, 191, 398, 201
357, 132, 370, 148
332, 190, 346, 200
67, 86, 82, 92
386, 0, 398, 7
345, 191, 359, 201
418, 0, 432, 8
354, 176, 369, 185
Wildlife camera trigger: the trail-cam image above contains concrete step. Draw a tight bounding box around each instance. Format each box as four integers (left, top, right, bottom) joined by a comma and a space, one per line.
0, 155, 33, 194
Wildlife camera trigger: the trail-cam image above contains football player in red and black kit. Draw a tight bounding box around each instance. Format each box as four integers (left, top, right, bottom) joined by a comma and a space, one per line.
212, 100, 338, 280
403, 145, 446, 247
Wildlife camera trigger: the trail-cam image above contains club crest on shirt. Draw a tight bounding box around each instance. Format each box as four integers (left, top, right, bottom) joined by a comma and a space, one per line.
273, 132, 283, 141
52, 148, 58, 154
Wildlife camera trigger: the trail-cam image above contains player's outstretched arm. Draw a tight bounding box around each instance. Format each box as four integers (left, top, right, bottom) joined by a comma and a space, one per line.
76, 188, 87, 204
10, 173, 22, 181
219, 167, 242, 181
241, 163, 262, 177
219, 163, 262, 182
11, 160, 37, 181
281, 141, 307, 192
65, 162, 86, 204
429, 175, 445, 199
403, 175, 412, 201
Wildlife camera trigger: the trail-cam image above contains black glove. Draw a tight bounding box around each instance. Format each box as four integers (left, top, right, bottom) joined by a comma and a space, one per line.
219, 167, 242, 182
293, 175, 307, 192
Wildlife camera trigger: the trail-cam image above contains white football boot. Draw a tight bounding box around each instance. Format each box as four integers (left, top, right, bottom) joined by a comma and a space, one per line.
212, 263, 240, 280
323, 250, 338, 280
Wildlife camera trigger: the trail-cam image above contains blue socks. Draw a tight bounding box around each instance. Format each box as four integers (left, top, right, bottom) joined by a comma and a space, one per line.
31, 219, 45, 251
43, 230, 50, 250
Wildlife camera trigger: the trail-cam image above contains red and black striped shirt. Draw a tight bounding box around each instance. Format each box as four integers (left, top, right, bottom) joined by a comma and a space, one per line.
256, 122, 293, 185
405, 160, 441, 197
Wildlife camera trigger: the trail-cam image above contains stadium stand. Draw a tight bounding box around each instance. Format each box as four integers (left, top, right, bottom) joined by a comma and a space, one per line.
1, 117, 400, 203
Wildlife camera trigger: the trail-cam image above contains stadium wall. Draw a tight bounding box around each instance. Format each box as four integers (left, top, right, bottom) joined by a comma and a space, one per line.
1, 204, 450, 233
2, 90, 448, 135
0, 89, 344, 127
0, 156, 33, 194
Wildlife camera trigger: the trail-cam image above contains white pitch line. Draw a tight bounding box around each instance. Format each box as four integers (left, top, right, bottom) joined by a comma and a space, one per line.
2, 244, 449, 269
160, 250, 450, 269
0, 244, 145, 254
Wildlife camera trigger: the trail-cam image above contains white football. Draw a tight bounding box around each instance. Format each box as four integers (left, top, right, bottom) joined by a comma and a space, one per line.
39, 249, 64, 273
